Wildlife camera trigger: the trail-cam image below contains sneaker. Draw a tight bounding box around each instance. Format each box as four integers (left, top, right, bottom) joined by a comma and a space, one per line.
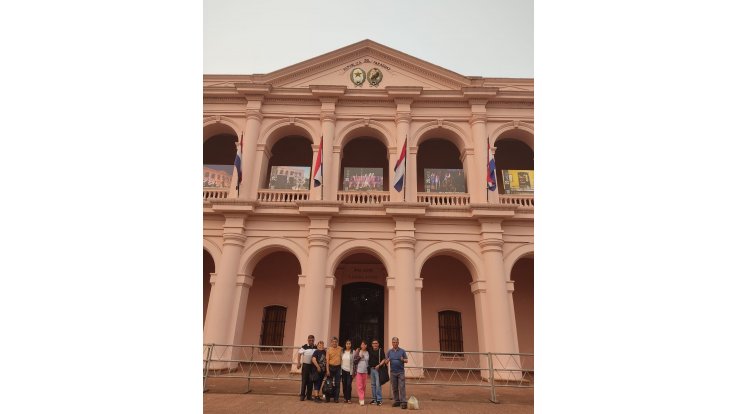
359, 400, 365, 406
370, 400, 377, 405
401, 403, 407, 409
393, 402, 401, 407
299, 396, 305, 401
377, 401, 383, 406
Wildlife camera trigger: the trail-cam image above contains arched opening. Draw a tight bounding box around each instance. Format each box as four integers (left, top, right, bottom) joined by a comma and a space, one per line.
203, 132, 238, 192
511, 256, 534, 355
263, 135, 312, 190
332, 253, 388, 347
420, 255, 478, 353
240, 251, 301, 346
494, 132, 534, 195
340, 137, 389, 191
203, 249, 215, 326
417, 139, 466, 193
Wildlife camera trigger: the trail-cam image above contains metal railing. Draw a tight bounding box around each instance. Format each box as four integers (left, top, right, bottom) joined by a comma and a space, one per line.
203, 344, 532, 403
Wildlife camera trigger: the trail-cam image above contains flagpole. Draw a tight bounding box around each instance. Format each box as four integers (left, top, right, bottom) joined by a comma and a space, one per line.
320, 151, 324, 201
486, 137, 489, 203
403, 135, 407, 202
237, 132, 243, 198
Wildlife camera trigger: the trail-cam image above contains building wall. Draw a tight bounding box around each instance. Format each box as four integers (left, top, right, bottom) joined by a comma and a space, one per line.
512, 258, 534, 355
203, 41, 533, 360
240, 251, 301, 347
420, 256, 479, 353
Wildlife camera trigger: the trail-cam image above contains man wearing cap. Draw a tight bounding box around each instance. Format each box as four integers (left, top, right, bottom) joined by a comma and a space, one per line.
297, 334, 317, 401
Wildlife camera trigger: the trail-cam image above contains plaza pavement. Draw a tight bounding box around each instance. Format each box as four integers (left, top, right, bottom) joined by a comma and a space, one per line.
203, 377, 533, 414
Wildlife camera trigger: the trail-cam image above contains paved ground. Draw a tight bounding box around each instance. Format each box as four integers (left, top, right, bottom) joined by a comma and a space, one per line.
203, 377, 533, 414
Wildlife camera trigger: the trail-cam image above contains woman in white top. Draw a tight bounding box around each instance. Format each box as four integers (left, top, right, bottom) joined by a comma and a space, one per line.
340, 339, 355, 403
353, 340, 370, 406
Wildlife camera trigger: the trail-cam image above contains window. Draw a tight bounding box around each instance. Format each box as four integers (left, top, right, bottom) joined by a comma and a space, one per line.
438, 311, 463, 356
260, 305, 287, 348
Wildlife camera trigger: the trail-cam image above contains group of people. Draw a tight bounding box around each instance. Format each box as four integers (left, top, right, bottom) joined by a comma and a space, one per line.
297, 334, 410, 409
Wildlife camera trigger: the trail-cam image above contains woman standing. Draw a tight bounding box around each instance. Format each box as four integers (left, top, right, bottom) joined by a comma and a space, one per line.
352, 340, 370, 406
340, 339, 355, 403
311, 340, 327, 402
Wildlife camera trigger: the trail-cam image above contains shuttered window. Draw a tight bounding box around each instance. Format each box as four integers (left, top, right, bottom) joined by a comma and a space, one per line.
260, 305, 287, 348
438, 311, 463, 356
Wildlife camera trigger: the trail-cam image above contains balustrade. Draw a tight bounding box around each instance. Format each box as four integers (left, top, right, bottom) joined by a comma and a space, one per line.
337, 191, 390, 204
256, 189, 310, 203
417, 193, 471, 206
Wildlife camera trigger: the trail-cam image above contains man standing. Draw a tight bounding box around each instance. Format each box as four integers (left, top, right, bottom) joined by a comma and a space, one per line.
367, 339, 388, 406
297, 334, 317, 401
325, 337, 343, 403
385, 337, 409, 409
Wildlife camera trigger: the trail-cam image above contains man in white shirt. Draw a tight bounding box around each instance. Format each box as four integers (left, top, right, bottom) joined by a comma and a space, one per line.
297, 334, 317, 400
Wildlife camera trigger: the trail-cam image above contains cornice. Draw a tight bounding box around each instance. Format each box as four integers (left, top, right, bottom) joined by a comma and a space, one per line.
203, 97, 246, 104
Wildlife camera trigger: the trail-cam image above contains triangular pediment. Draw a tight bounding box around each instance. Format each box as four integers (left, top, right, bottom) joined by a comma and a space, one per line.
257, 40, 472, 91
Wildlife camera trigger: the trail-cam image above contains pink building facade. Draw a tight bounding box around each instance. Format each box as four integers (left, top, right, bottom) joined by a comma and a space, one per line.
203, 40, 533, 363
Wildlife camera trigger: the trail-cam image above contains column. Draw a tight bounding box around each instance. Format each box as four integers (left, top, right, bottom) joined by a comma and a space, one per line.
322, 275, 336, 341
478, 219, 519, 380
393, 100, 412, 202
251, 144, 272, 201
391, 217, 420, 376
243, 105, 264, 200
229, 273, 255, 347
295, 216, 331, 343
469, 103, 488, 203
203, 215, 247, 355
320, 100, 337, 201
470, 279, 493, 380
406, 147, 418, 203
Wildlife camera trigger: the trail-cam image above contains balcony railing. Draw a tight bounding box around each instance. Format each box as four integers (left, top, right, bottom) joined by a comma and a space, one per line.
257, 189, 310, 203
499, 194, 534, 208
417, 193, 471, 206
203, 189, 229, 200
337, 191, 390, 205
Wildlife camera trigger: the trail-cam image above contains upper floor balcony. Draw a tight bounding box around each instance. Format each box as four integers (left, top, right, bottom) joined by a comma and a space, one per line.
203, 120, 533, 213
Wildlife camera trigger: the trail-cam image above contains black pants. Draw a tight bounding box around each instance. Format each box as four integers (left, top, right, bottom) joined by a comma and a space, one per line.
341, 369, 352, 401
300, 364, 314, 398
326, 365, 341, 401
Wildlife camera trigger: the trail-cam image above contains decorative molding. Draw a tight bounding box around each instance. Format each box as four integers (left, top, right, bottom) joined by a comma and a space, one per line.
245, 109, 264, 122
204, 97, 246, 104
263, 98, 321, 105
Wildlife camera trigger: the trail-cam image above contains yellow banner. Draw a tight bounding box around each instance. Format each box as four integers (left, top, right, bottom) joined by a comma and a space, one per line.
502, 170, 534, 193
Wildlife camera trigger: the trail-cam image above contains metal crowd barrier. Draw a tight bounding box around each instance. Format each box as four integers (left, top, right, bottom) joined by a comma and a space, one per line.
203, 344, 533, 403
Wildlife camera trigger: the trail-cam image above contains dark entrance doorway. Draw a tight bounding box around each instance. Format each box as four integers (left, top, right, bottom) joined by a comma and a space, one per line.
339, 282, 384, 347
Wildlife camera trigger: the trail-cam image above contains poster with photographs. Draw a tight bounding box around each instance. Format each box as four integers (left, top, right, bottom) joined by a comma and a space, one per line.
203, 164, 233, 189
343, 168, 384, 191
424, 169, 466, 193
501, 170, 534, 193
268, 166, 311, 190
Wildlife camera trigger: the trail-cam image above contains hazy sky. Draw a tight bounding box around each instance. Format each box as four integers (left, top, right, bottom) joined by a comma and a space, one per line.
204, 0, 533, 78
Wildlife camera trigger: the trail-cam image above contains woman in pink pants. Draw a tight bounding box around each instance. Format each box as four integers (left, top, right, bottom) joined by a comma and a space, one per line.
353, 340, 370, 406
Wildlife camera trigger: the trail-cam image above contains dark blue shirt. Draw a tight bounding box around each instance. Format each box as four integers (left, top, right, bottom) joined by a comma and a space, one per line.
386, 347, 408, 373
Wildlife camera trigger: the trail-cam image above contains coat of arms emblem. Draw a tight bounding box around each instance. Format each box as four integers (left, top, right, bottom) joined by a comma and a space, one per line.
367, 68, 383, 86
350, 68, 366, 86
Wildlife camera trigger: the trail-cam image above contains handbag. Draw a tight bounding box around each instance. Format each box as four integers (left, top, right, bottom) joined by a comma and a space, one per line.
378, 348, 390, 385
322, 377, 334, 394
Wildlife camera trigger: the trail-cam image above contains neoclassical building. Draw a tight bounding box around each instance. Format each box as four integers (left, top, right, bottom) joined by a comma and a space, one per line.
203, 40, 533, 364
